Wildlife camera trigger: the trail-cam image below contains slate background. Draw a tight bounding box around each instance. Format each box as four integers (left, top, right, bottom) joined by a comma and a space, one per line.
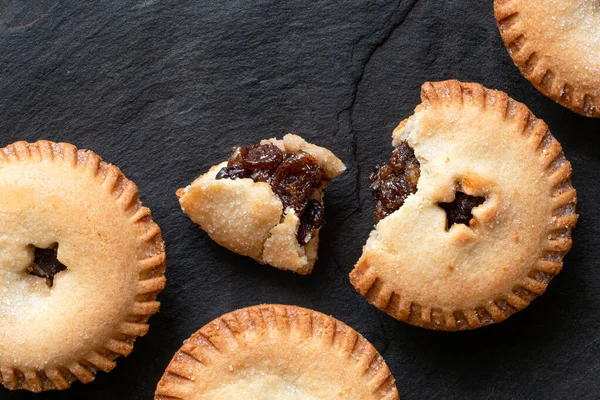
1, 0, 599, 399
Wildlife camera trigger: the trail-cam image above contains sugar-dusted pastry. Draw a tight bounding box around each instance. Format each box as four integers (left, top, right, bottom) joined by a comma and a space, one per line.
495, 0, 600, 117
0, 141, 166, 391
351, 80, 577, 331
155, 304, 399, 400
177, 134, 345, 274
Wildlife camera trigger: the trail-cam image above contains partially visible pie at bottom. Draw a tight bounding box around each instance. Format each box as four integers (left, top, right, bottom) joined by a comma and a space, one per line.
155, 304, 399, 399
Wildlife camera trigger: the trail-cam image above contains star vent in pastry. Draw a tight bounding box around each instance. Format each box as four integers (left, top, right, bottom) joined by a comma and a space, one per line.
28, 244, 67, 287
439, 191, 485, 229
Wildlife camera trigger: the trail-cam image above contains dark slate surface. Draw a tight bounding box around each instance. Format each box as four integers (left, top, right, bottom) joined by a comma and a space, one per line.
1, 1, 599, 399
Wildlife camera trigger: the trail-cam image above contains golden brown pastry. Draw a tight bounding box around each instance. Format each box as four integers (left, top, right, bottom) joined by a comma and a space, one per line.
351, 80, 577, 331
0, 141, 166, 391
177, 134, 345, 274
155, 304, 399, 400
495, 0, 600, 117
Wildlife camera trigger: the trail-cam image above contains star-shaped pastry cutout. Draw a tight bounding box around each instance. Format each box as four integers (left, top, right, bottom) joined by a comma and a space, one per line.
439, 191, 485, 229
28, 243, 67, 287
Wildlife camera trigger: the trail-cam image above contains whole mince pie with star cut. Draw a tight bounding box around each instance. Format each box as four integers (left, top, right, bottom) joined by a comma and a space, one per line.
176, 134, 345, 275
351, 80, 577, 331
0, 140, 166, 392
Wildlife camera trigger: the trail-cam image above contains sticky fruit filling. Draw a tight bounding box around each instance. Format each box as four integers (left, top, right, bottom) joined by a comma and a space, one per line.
371, 141, 485, 228
216, 143, 326, 245
370, 142, 420, 222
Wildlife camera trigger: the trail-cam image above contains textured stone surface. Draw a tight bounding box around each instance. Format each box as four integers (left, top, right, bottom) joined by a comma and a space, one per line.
1, 1, 599, 399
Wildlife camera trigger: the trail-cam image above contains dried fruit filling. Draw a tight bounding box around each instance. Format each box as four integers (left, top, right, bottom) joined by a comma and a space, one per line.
370, 142, 421, 222
371, 141, 485, 227
216, 143, 326, 245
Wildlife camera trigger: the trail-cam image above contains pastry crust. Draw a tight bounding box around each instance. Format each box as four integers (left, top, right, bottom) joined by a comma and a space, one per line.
268, 134, 346, 179
178, 162, 284, 261
155, 304, 399, 400
0, 141, 166, 391
177, 134, 345, 275
262, 209, 320, 275
351, 80, 577, 331
494, 0, 600, 117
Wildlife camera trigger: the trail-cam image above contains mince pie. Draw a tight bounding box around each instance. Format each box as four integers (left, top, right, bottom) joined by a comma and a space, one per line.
495, 0, 600, 117
177, 134, 345, 274
351, 80, 577, 330
0, 141, 166, 391
155, 304, 399, 399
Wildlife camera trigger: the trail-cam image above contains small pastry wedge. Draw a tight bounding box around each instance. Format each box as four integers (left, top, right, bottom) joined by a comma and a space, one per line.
177, 134, 345, 274
351, 80, 577, 331
0, 141, 166, 391
155, 304, 399, 400
495, 0, 600, 117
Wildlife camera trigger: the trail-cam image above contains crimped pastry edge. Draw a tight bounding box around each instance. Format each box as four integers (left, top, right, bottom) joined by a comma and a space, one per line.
154, 304, 399, 399
350, 80, 577, 331
0, 140, 166, 391
494, 0, 600, 117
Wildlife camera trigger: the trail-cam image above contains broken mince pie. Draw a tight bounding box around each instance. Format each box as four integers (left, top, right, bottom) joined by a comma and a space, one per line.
351, 80, 577, 331
155, 304, 399, 400
0, 141, 166, 391
495, 0, 600, 117
177, 134, 345, 274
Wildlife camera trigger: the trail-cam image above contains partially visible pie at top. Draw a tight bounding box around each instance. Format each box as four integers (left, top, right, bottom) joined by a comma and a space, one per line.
177, 134, 345, 275
495, 0, 600, 117
0, 141, 166, 391
351, 80, 577, 331
155, 304, 399, 399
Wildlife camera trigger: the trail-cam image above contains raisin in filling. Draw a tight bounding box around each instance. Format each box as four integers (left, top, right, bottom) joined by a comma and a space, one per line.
216, 143, 326, 245
370, 142, 421, 222
28, 244, 67, 287
439, 191, 485, 229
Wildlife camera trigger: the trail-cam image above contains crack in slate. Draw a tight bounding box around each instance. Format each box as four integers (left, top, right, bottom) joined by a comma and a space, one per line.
336, 0, 421, 212
329, 0, 421, 325
329, 0, 421, 278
